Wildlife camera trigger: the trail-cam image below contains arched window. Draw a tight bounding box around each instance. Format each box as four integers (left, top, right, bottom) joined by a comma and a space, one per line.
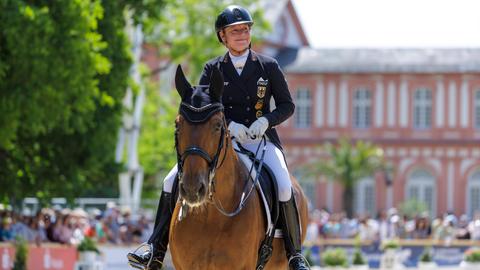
295, 88, 312, 128
413, 88, 432, 129
353, 88, 372, 128
467, 170, 480, 218
355, 177, 376, 216
406, 169, 436, 216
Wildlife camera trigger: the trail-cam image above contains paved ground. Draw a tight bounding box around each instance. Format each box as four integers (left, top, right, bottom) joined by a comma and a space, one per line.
103, 248, 463, 270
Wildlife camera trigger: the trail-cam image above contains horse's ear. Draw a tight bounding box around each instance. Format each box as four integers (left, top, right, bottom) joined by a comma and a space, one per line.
175, 64, 192, 100
209, 66, 224, 102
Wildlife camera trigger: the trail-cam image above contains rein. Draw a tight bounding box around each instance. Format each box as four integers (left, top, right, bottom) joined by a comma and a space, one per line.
212, 136, 267, 217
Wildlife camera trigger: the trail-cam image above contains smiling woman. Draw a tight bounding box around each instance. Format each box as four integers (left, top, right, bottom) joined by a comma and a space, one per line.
219, 24, 252, 56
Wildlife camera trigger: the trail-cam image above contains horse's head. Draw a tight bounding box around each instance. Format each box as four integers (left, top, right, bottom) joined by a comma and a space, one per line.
174, 65, 226, 207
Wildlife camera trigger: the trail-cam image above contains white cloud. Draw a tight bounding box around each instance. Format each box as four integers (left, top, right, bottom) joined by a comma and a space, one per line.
292, 0, 480, 48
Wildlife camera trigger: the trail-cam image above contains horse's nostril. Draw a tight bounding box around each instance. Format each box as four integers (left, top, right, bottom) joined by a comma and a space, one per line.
180, 183, 187, 194
198, 183, 206, 196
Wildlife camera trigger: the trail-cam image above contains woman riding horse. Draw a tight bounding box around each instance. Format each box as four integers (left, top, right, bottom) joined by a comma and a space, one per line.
127, 5, 309, 270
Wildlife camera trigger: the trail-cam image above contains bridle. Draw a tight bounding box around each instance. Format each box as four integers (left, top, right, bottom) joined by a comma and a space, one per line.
175, 101, 228, 200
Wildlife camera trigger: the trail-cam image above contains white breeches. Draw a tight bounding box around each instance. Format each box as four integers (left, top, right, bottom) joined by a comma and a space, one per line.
162, 141, 293, 202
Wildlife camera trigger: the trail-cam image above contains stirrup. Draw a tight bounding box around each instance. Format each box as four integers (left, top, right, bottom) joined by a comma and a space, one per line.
127, 242, 153, 270
288, 253, 311, 269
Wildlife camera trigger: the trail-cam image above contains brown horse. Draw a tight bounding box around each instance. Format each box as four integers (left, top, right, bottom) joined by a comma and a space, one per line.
169, 65, 308, 270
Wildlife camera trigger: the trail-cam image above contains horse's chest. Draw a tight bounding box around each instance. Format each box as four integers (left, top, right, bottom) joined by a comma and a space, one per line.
170, 211, 262, 269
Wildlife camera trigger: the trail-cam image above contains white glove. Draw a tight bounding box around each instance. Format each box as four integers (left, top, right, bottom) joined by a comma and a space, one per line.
228, 121, 249, 143
248, 117, 269, 139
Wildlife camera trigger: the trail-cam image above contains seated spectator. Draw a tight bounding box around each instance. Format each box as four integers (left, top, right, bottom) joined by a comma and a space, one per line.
413, 213, 431, 239
1, 217, 13, 241
468, 212, 480, 240
456, 214, 470, 240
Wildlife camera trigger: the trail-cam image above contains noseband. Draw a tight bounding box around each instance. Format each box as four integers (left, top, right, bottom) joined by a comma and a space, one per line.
175, 102, 227, 196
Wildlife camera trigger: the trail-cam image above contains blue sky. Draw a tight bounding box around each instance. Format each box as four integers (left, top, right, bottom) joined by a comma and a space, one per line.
292, 0, 480, 48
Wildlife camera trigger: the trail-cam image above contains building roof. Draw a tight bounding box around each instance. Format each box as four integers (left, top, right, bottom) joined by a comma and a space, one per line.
276, 47, 480, 73
262, 0, 289, 25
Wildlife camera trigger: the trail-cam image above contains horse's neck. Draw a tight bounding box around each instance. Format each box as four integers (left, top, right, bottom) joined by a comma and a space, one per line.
212, 140, 250, 210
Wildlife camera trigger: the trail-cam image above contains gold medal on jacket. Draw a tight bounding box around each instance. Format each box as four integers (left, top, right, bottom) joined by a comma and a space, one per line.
254, 99, 264, 110
256, 111, 263, 118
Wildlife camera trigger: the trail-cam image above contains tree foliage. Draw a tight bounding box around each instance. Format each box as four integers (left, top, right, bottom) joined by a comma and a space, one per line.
306, 138, 389, 217
0, 0, 164, 204
138, 81, 178, 198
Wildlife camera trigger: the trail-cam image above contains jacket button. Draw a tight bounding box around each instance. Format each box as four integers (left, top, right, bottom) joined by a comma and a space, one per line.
246, 107, 251, 111
228, 106, 233, 109
245, 119, 250, 123
246, 96, 250, 100
228, 96, 233, 100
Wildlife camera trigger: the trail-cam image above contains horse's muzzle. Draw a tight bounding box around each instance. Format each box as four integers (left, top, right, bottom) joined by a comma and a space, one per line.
179, 177, 208, 205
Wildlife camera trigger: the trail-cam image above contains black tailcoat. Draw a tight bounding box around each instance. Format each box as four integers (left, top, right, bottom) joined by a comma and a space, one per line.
199, 50, 295, 150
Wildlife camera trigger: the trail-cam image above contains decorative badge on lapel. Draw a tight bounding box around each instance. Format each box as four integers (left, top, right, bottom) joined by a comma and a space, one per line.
256, 77, 268, 98
254, 99, 264, 110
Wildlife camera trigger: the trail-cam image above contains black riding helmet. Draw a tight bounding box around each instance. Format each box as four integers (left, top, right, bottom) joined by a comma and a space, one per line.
215, 5, 253, 43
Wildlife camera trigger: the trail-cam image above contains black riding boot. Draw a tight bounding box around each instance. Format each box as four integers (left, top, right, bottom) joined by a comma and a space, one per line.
280, 195, 310, 270
127, 191, 172, 270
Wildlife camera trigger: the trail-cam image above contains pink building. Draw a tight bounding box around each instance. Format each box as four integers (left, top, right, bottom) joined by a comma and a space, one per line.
257, 1, 480, 218
276, 48, 480, 218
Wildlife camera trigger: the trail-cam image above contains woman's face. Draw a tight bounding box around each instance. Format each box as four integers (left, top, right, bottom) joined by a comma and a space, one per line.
220, 23, 251, 54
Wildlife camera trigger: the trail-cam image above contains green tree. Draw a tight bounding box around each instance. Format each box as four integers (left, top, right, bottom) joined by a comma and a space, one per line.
12, 237, 27, 270
0, 0, 164, 204
138, 82, 178, 198
399, 198, 428, 218
306, 138, 389, 218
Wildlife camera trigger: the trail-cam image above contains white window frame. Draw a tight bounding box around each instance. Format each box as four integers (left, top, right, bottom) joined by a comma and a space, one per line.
355, 177, 376, 216
295, 88, 312, 128
352, 88, 372, 129
467, 170, 480, 218
413, 88, 432, 129
475, 89, 480, 129
406, 169, 436, 216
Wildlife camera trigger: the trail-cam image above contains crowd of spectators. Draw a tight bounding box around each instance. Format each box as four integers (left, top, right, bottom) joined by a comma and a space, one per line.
3, 202, 480, 246
0, 202, 152, 246
306, 208, 480, 243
